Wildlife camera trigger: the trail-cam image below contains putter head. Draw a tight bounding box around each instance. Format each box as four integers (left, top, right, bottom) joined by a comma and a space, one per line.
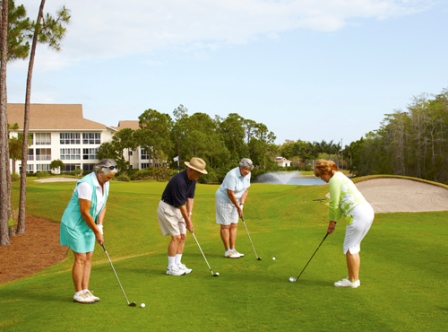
257, 257, 262, 261
129, 302, 137, 307
213, 272, 220, 277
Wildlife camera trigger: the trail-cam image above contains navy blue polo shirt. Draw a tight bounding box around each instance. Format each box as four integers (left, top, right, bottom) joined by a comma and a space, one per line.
161, 170, 196, 207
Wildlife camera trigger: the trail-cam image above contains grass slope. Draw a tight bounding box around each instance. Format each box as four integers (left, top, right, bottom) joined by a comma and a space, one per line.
1, 179, 447, 331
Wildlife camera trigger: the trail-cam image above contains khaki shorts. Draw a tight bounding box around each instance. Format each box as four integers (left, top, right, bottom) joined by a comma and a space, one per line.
157, 201, 186, 236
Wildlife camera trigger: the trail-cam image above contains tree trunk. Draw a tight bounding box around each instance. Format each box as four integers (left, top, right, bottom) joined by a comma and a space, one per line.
0, 0, 10, 245
17, 0, 46, 234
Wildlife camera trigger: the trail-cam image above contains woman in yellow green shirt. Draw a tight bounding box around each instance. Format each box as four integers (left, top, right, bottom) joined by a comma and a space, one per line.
314, 159, 374, 288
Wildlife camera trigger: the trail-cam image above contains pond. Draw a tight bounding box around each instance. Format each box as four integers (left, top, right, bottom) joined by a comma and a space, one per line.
254, 171, 326, 186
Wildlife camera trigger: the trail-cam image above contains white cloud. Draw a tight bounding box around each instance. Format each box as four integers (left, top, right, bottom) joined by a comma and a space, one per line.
19, 0, 433, 66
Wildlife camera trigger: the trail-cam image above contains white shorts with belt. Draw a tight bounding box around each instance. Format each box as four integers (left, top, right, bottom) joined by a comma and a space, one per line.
343, 202, 374, 254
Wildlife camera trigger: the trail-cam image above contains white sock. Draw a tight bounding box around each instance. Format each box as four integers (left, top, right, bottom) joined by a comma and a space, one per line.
168, 256, 176, 268
175, 254, 182, 265
75, 291, 84, 296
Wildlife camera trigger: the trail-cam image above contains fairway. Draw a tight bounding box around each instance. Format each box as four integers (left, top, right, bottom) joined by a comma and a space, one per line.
1, 179, 447, 331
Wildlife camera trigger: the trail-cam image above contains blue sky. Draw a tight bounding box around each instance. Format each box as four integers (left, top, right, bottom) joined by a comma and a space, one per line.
7, 0, 448, 146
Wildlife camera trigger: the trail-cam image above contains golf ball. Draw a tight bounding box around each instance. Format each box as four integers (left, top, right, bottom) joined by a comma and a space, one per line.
289, 277, 296, 283
215, 272, 220, 276
272, 257, 276, 260
140, 303, 145, 308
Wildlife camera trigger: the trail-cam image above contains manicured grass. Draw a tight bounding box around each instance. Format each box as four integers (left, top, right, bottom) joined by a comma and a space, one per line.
1, 178, 447, 331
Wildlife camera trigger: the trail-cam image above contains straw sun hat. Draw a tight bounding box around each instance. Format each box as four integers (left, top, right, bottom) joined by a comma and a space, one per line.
184, 157, 208, 174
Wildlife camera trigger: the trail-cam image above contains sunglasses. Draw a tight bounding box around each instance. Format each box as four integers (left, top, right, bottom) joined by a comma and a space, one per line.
102, 165, 118, 170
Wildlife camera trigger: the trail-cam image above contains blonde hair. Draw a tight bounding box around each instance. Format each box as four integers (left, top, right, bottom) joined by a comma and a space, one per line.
314, 159, 338, 177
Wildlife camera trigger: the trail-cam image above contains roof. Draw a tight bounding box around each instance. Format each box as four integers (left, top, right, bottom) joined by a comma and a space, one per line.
7, 104, 108, 130
115, 120, 140, 131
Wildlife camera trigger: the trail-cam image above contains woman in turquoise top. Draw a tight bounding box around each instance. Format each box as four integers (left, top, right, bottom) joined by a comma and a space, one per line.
314, 159, 374, 288
60, 159, 117, 303
216, 158, 253, 258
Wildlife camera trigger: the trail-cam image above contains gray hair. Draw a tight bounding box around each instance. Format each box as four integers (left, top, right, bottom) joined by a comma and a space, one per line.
239, 158, 254, 170
93, 159, 117, 174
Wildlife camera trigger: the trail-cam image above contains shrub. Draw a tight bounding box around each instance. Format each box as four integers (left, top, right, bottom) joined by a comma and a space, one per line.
73, 169, 83, 177
36, 171, 50, 178
10, 173, 20, 182
116, 174, 130, 182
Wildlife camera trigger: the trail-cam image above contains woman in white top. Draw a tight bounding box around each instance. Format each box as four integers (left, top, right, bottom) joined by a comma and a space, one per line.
215, 158, 253, 258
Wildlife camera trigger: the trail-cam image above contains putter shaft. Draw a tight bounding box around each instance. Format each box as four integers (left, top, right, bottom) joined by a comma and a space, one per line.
102, 244, 136, 306
294, 233, 329, 281
241, 216, 261, 260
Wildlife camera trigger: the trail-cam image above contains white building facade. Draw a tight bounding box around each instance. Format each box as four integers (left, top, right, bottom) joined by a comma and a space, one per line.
7, 104, 119, 174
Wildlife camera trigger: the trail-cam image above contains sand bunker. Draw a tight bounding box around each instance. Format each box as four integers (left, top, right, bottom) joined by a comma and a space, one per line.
355, 178, 448, 213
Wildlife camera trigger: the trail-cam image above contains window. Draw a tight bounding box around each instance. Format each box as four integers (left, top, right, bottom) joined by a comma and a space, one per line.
141, 149, 149, 160
62, 164, 79, 173
25, 164, 34, 173
83, 163, 95, 172
83, 148, 98, 160
82, 133, 101, 144
35, 133, 51, 145
60, 148, 80, 160
36, 164, 50, 171
36, 148, 51, 161
141, 163, 149, 169
27, 149, 34, 161
60, 133, 80, 144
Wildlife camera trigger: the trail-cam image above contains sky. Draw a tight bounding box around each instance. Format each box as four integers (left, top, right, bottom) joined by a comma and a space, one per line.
7, 0, 448, 146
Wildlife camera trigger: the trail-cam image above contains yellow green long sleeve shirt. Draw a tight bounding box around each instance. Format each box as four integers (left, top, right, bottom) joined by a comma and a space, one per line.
328, 171, 367, 224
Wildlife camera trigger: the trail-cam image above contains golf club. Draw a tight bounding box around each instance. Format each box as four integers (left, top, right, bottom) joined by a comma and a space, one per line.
289, 233, 329, 282
241, 215, 262, 260
191, 231, 219, 277
101, 244, 137, 306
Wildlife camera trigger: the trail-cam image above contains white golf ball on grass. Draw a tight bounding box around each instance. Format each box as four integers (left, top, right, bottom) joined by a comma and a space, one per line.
140, 303, 145, 308
272, 257, 276, 260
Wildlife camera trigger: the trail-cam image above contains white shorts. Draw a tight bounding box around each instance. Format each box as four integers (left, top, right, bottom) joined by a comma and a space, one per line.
343, 202, 374, 254
157, 201, 186, 236
216, 197, 239, 226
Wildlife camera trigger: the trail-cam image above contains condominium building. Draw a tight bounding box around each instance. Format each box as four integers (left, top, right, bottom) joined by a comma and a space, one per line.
7, 104, 119, 173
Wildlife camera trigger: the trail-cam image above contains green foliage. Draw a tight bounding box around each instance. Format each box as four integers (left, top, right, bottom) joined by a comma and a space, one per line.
2, 178, 447, 331
72, 169, 83, 177
10, 173, 20, 182
49, 159, 64, 170
4, 0, 32, 61
35, 171, 50, 178
347, 87, 448, 183
115, 174, 130, 182
130, 167, 175, 181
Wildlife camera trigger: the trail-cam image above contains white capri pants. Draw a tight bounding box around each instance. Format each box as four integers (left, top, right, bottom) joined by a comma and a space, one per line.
343, 202, 374, 254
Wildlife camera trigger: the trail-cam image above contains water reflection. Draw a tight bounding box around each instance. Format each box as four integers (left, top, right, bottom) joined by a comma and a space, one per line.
255, 171, 326, 186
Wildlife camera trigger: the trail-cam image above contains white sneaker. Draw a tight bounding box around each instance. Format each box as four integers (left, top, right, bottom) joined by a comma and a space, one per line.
233, 250, 244, 257
178, 263, 192, 274
228, 250, 241, 259
334, 278, 360, 288
166, 265, 186, 276
84, 290, 100, 302
225, 250, 233, 258
73, 293, 95, 304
